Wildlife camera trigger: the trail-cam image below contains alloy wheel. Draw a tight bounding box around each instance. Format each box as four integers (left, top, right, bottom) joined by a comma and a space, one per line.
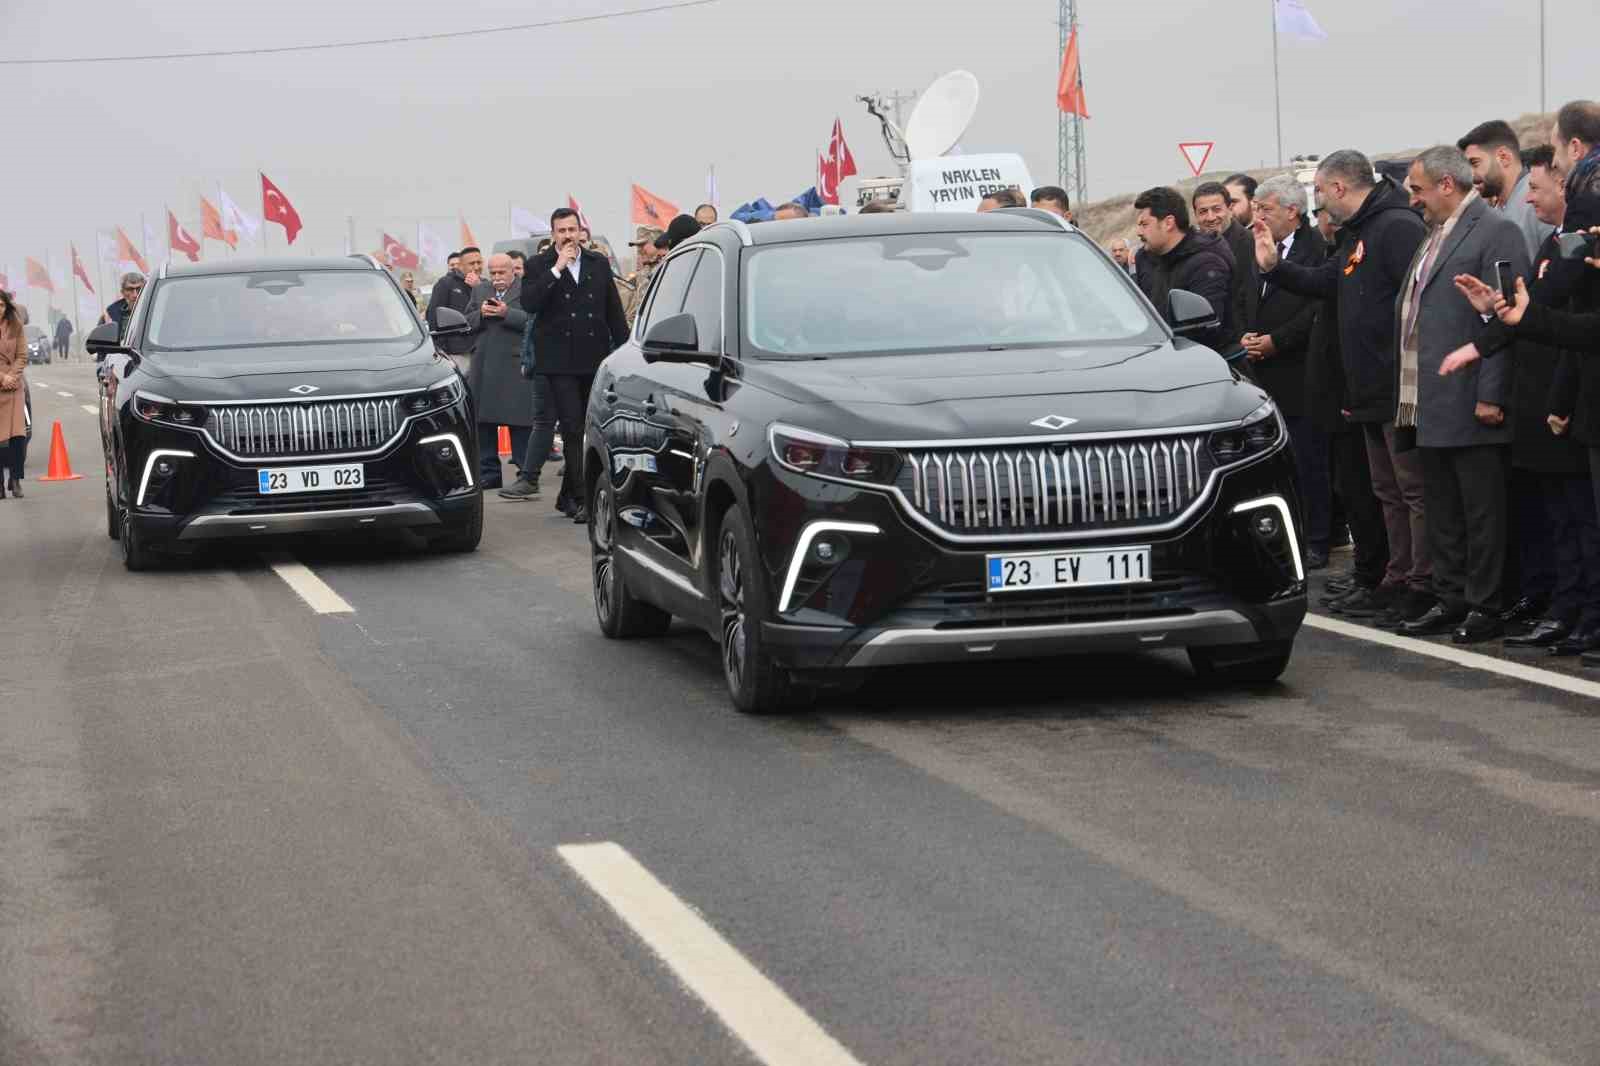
719, 527, 747, 691
591, 483, 616, 627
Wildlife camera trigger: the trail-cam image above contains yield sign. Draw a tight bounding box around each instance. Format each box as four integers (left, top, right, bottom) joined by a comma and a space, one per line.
1179, 142, 1215, 177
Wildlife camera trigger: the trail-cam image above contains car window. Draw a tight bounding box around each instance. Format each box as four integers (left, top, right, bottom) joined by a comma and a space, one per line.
640, 250, 698, 336
145, 270, 421, 351
681, 251, 724, 353
742, 232, 1163, 358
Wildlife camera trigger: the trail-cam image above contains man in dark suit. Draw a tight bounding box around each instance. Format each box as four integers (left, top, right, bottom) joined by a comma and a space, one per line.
519, 207, 629, 523
464, 253, 533, 490
1235, 174, 1330, 567
1391, 146, 1530, 643
427, 247, 479, 361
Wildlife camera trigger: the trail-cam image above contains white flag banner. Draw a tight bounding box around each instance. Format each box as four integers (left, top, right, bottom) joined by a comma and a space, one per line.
144, 218, 166, 267
509, 206, 549, 238
97, 232, 119, 272
417, 222, 449, 267
219, 187, 261, 241
1275, 0, 1327, 40
705, 166, 719, 209
78, 288, 101, 326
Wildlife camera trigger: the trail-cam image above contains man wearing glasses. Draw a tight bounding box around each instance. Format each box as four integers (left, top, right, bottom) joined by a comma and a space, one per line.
102, 273, 146, 340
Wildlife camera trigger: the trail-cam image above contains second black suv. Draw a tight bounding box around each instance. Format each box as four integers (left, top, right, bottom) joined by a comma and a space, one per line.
585, 211, 1305, 712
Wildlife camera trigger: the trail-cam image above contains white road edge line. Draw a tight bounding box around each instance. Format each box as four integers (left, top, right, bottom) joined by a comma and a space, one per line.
558, 842, 866, 1066
56, 391, 73, 398
79, 404, 97, 415
1304, 613, 1600, 701
262, 553, 354, 615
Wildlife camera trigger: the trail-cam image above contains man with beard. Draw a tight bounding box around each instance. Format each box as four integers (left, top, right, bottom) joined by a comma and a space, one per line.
1458, 118, 1550, 259
1134, 185, 1233, 350
1193, 181, 1255, 346
1225, 173, 1259, 228
427, 247, 479, 363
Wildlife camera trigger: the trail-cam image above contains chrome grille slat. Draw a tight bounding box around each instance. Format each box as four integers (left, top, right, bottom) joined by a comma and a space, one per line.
200, 396, 406, 459
896, 432, 1214, 536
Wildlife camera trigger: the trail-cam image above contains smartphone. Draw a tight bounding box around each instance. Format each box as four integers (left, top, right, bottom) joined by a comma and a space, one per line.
1557, 231, 1597, 260
1493, 260, 1517, 306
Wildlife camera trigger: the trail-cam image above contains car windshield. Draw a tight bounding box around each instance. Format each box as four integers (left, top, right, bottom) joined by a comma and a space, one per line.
743, 231, 1163, 359
145, 270, 419, 351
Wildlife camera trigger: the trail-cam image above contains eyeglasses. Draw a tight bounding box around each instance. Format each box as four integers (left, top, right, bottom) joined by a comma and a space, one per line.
123, 286, 144, 294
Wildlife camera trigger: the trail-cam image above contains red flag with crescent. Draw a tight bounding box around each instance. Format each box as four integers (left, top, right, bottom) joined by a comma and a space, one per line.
169, 211, 201, 262
260, 172, 303, 244
381, 233, 420, 270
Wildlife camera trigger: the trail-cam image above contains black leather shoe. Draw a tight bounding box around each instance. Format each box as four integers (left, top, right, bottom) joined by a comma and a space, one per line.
1396, 604, 1468, 637
1551, 627, 1600, 657
1331, 584, 1398, 618
1305, 548, 1329, 571
1500, 596, 1546, 626
571, 506, 589, 524
1503, 619, 1573, 648
1452, 610, 1504, 644
1580, 649, 1600, 668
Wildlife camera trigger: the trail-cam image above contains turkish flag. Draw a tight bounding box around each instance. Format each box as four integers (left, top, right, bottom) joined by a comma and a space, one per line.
200, 197, 238, 247
567, 194, 590, 232
1056, 26, 1089, 117
71, 243, 94, 294
381, 233, 420, 270
25, 257, 54, 293
630, 184, 679, 227
169, 211, 201, 262
831, 119, 857, 180
260, 172, 303, 244
459, 216, 477, 250
115, 227, 150, 274
817, 151, 840, 205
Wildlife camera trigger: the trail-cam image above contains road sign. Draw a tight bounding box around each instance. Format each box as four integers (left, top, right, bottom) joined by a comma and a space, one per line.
1179, 142, 1215, 177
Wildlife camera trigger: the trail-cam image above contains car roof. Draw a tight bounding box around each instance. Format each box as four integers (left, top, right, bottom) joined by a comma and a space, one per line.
159, 255, 383, 279
699, 208, 1074, 249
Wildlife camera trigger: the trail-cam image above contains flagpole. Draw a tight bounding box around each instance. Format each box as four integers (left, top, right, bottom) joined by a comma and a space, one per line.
1270, 0, 1284, 167
68, 244, 80, 344
1539, 0, 1546, 114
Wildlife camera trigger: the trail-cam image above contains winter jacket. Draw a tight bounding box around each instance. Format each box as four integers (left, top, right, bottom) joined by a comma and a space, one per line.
1261, 177, 1427, 423
519, 248, 629, 377
1139, 230, 1234, 352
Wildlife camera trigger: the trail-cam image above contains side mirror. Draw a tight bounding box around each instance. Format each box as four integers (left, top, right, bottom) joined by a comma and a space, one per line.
1168, 289, 1220, 338
642, 312, 714, 364
85, 322, 131, 359
430, 306, 470, 336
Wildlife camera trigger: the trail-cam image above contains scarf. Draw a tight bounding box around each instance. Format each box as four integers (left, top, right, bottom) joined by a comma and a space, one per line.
1396, 189, 1478, 429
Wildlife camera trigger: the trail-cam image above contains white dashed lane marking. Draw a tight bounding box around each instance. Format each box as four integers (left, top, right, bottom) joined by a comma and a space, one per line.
558, 842, 866, 1066
1304, 614, 1600, 701
262, 554, 354, 615
56, 391, 73, 398
79, 405, 97, 415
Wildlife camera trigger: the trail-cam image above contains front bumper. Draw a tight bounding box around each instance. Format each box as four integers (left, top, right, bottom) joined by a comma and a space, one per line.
751, 444, 1306, 671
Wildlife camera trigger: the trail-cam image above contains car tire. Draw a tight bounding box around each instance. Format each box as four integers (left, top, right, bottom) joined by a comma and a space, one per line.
106, 487, 122, 540
430, 491, 484, 553
1188, 639, 1293, 685
590, 478, 672, 638
120, 507, 157, 572
716, 505, 812, 715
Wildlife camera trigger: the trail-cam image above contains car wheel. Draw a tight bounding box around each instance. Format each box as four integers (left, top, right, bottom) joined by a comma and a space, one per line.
430, 491, 483, 553
716, 506, 811, 715
106, 486, 122, 541
590, 478, 671, 638
1188, 639, 1293, 685
120, 507, 157, 571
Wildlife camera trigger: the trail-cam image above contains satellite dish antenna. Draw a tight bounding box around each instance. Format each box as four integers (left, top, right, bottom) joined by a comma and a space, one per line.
903, 70, 980, 161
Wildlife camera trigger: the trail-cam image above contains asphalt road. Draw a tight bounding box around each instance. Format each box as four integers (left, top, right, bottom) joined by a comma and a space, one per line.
4, 364, 1599, 1066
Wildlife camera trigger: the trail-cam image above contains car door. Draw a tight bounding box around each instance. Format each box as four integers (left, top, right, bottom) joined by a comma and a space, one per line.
646, 246, 730, 574
604, 248, 698, 557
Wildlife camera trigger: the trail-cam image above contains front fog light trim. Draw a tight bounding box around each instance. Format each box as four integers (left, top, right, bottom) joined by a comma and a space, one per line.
778, 520, 881, 613
1232, 495, 1303, 582
136, 449, 195, 506
419, 432, 474, 488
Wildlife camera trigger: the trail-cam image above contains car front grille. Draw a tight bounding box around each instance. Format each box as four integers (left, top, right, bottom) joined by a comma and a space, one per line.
204, 397, 406, 459
895, 434, 1215, 536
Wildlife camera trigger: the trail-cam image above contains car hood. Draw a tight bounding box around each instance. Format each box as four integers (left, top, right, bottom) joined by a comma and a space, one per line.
137, 339, 454, 401
744, 343, 1264, 439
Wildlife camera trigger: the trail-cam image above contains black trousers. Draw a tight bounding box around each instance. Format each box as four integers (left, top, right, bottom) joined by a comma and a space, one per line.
1419, 444, 1509, 613
0, 434, 24, 480
1541, 470, 1600, 628
1286, 414, 1331, 551
476, 423, 530, 485
1509, 467, 1555, 607
526, 373, 591, 505
1330, 427, 1389, 586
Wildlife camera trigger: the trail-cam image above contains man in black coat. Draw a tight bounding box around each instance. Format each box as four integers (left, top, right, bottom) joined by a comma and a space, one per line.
1234, 174, 1330, 567
426, 247, 479, 359
1133, 186, 1234, 351
1254, 151, 1429, 626
1193, 181, 1257, 348
519, 207, 629, 523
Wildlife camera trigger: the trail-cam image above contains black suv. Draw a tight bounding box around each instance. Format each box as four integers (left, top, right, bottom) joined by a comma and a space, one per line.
87, 256, 481, 570
585, 211, 1305, 712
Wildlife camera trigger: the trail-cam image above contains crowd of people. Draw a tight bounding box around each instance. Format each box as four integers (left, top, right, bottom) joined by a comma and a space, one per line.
1115, 100, 1600, 660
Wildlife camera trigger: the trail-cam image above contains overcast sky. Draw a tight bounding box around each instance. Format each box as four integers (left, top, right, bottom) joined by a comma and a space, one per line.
3, 0, 1596, 320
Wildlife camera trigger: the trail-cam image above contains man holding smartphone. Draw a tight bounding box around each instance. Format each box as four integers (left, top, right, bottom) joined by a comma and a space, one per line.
519, 207, 629, 522
464, 253, 533, 489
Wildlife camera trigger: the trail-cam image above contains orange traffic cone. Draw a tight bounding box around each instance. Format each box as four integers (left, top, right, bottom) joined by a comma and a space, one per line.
497, 425, 512, 458
37, 420, 83, 482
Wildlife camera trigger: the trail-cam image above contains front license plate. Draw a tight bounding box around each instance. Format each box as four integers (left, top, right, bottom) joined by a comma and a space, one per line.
257, 464, 365, 495
986, 546, 1151, 593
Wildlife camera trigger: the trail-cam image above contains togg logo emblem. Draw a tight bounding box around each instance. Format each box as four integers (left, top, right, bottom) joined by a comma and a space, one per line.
288, 384, 320, 395
1030, 415, 1078, 431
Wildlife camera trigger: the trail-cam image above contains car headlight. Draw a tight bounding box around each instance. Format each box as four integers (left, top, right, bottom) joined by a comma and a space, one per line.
403, 375, 465, 414
1208, 400, 1282, 465
133, 391, 208, 429
769, 423, 900, 485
